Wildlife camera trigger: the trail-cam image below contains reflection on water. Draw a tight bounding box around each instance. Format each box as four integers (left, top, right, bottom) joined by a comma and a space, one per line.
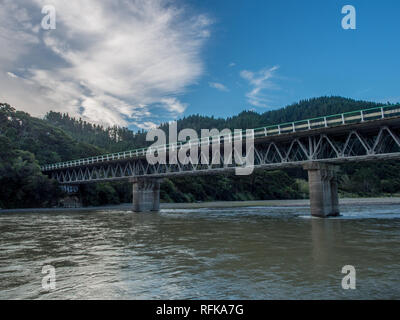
0, 204, 400, 299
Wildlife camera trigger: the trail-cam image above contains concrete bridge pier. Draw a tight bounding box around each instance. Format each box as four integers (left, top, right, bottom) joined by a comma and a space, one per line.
303, 162, 340, 218
130, 177, 162, 212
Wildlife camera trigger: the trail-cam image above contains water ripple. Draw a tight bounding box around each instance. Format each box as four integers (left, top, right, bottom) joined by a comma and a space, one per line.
1, 204, 400, 299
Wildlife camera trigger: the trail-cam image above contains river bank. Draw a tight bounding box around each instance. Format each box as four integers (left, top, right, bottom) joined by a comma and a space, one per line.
1, 197, 400, 213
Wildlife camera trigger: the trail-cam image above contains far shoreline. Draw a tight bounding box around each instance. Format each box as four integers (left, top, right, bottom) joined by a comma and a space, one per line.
1, 197, 400, 214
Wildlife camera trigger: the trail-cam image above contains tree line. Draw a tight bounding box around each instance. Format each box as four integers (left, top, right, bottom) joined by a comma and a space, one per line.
1, 96, 399, 209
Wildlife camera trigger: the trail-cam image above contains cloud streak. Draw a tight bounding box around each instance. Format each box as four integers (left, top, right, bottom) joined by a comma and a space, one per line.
240, 66, 279, 108
209, 82, 229, 92
0, 0, 211, 128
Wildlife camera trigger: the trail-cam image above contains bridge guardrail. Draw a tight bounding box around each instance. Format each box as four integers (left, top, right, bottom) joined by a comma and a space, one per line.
41, 104, 400, 171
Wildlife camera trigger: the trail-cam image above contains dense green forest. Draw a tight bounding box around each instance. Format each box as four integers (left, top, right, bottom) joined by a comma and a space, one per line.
1, 97, 400, 209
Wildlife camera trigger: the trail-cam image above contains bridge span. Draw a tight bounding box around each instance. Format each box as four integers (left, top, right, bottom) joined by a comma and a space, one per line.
41, 105, 400, 217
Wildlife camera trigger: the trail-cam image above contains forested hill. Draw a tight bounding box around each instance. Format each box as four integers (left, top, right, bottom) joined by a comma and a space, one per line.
0, 103, 103, 164
0, 103, 104, 208
44, 96, 385, 154
1, 97, 400, 209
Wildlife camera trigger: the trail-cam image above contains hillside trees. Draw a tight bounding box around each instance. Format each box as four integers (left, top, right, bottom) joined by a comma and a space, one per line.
1, 97, 400, 208
0, 135, 62, 208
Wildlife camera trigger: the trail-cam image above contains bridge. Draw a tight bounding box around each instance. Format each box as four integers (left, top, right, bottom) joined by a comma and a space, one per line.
41, 105, 400, 217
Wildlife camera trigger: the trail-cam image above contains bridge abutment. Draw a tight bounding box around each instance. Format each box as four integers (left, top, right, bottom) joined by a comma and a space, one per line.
130, 178, 161, 212
303, 162, 340, 218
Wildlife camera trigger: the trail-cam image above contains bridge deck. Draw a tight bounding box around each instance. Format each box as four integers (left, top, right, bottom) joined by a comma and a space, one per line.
41, 105, 400, 172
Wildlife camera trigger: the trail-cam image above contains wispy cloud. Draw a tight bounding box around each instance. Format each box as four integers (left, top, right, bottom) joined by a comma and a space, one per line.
160, 97, 188, 114
0, 0, 211, 128
228, 62, 236, 67
240, 66, 279, 108
132, 121, 158, 130
7, 72, 19, 78
209, 82, 229, 92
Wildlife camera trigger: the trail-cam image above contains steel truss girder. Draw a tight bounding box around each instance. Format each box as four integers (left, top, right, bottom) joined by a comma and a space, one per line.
47, 126, 400, 184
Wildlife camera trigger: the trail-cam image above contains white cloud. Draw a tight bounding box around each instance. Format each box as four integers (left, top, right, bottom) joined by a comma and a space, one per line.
240, 66, 279, 108
0, 0, 211, 128
228, 62, 236, 67
7, 72, 18, 78
133, 121, 158, 130
209, 82, 229, 92
160, 97, 188, 114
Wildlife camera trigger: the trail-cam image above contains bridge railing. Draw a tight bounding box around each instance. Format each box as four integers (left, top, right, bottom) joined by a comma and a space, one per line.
41, 104, 400, 171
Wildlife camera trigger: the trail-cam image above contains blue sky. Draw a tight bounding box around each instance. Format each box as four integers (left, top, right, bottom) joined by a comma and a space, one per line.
1, 0, 399, 130
184, 0, 400, 118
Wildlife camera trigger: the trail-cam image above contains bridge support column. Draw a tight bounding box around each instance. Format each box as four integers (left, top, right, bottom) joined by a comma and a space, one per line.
303, 163, 340, 218
130, 178, 161, 212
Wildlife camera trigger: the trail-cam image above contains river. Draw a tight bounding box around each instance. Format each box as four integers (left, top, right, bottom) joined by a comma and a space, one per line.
1, 204, 400, 299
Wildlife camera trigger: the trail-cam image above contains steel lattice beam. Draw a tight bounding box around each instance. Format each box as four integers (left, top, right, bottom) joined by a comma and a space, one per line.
47, 124, 400, 184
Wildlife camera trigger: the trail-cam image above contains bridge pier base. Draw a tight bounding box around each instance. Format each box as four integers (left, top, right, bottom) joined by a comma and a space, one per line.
303, 163, 340, 218
131, 178, 161, 212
